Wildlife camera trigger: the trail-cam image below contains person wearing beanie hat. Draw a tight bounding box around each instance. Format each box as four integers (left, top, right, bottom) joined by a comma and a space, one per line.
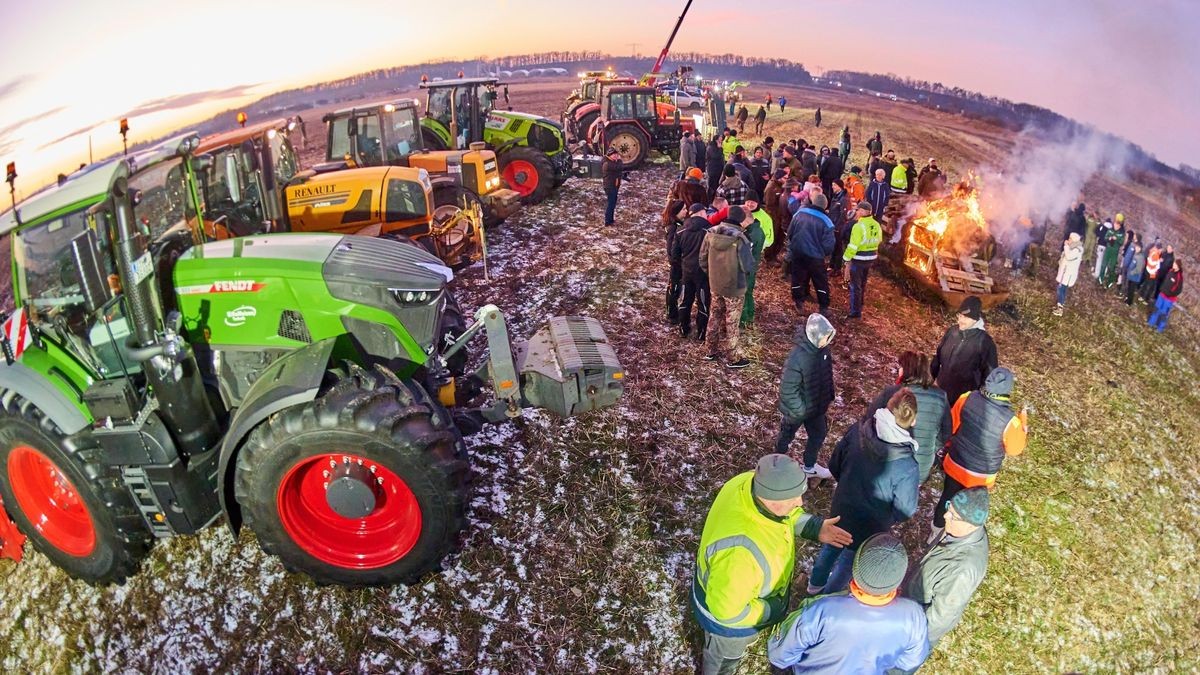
740, 191, 770, 328
930, 296, 999, 405
808, 389, 920, 595
786, 192, 837, 315
693, 455, 851, 675
700, 203, 757, 368
768, 533, 929, 673
672, 203, 715, 340
716, 163, 748, 206
775, 314, 838, 480
933, 366, 1027, 531
841, 200, 883, 318
906, 487, 991, 648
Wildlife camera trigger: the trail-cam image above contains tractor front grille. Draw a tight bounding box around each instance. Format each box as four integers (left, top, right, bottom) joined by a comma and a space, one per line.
278, 310, 312, 344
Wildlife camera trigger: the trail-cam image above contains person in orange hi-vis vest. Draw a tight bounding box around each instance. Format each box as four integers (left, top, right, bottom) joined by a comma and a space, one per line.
932, 367, 1027, 536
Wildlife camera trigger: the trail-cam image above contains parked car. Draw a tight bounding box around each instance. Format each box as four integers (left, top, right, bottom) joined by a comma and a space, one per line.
658, 87, 705, 109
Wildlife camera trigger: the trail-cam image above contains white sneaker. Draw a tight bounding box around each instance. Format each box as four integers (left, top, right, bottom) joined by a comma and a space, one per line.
804, 464, 833, 480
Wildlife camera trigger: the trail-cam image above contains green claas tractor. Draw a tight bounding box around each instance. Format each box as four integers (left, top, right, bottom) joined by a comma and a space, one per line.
419, 77, 574, 205
0, 136, 623, 586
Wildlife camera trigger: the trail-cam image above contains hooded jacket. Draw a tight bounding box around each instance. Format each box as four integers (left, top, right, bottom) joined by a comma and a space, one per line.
800, 149, 819, 179
931, 320, 998, 405
827, 409, 920, 546
865, 179, 891, 220
905, 526, 989, 647
1126, 249, 1147, 283
818, 153, 844, 186
1159, 267, 1184, 300
673, 215, 713, 278
866, 383, 952, 482
700, 222, 755, 299
679, 136, 696, 171
717, 174, 748, 206
787, 207, 836, 260
1056, 236, 1084, 287
778, 315, 836, 421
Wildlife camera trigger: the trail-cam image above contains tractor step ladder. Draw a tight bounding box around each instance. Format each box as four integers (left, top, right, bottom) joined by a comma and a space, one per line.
121, 467, 173, 538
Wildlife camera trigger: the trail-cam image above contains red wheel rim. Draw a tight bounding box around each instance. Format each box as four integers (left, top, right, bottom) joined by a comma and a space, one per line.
502, 159, 540, 197
6, 445, 96, 557
277, 453, 421, 570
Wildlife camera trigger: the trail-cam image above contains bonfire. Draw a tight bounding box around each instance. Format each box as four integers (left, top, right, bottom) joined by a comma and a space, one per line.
902, 176, 1004, 301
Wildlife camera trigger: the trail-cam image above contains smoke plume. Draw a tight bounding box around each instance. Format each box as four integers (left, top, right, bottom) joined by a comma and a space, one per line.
975, 126, 1133, 250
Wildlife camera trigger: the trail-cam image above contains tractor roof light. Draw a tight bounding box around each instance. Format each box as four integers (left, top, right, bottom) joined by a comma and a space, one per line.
267, 128, 278, 140
383, 103, 395, 113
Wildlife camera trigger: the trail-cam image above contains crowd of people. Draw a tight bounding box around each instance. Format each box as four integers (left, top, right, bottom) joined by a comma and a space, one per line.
599, 97, 1033, 673
1057, 204, 1186, 331
694, 298, 1027, 674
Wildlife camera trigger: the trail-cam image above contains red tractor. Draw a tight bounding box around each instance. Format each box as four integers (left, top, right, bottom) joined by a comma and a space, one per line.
587, 86, 697, 170
562, 73, 634, 144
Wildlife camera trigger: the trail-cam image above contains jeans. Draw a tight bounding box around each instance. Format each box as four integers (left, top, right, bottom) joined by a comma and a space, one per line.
1056, 283, 1068, 306
809, 543, 855, 593
604, 188, 618, 225
848, 259, 873, 316
701, 631, 758, 675
679, 272, 711, 338
790, 255, 830, 312
774, 414, 828, 469
1148, 295, 1175, 333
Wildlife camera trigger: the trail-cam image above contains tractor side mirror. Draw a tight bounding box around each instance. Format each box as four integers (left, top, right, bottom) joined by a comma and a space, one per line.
70, 229, 111, 313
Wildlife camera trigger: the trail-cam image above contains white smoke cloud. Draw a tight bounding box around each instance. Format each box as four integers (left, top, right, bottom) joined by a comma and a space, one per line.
974, 126, 1134, 250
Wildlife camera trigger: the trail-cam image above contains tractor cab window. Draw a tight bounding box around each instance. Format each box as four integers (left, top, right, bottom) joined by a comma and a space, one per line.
201, 146, 263, 235
427, 89, 453, 127
381, 107, 420, 161
329, 117, 352, 161
384, 179, 428, 222
582, 82, 597, 100
634, 92, 656, 120
129, 158, 200, 242
269, 133, 299, 185
354, 114, 384, 165
481, 86, 498, 114
455, 87, 475, 145
609, 93, 632, 120
11, 210, 132, 377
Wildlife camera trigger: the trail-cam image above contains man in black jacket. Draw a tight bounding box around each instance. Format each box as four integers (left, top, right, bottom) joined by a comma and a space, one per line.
818, 148, 844, 197
601, 147, 623, 226
705, 138, 725, 202
931, 296, 998, 405
774, 313, 837, 480
672, 204, 713, 339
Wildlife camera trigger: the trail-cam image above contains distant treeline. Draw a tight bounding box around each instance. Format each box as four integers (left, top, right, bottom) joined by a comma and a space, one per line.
133, 51, 1191, 186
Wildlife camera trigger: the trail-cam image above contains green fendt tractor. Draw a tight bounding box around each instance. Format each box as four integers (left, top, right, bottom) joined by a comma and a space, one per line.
419, 77, 573, 205
0, 136, 623, 586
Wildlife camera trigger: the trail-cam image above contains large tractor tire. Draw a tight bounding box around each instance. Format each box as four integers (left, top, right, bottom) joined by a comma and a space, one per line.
421, 126, 449, 151
431, 185, 485, 267
499, 147, 554, 205
605, 124, 650, 169
574, 111, 600, 147
0, 395, 152, 584
234, 364, 469, 586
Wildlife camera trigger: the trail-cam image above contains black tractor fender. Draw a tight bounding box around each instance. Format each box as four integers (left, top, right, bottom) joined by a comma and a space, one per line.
0, 361, 90, 435
217, 337, 337, 532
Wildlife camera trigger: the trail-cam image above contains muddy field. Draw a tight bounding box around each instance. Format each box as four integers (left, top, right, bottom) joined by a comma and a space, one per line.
2, 81, 1198, 673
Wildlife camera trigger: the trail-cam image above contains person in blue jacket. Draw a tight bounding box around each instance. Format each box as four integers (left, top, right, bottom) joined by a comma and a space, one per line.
787, 194, 836, 315
768, 533, 930, 674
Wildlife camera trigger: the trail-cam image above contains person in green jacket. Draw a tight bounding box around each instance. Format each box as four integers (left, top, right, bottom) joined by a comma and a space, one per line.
722, 130, 740, 162
692, 454, 852, 675
905, 487, 991, 648
1100, 217, 1126, 288
842, 201, 883, 318
741, 192, 770, 327
890, 162, 909, 194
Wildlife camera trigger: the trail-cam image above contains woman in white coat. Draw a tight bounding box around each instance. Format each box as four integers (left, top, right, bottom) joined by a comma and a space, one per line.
1055, 232, 1084, 316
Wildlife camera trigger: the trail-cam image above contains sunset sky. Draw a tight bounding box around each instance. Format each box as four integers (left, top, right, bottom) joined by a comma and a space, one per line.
1, 0, 1197, 193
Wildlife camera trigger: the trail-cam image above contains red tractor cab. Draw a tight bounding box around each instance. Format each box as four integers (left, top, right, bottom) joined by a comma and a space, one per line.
588, 86, 697, 169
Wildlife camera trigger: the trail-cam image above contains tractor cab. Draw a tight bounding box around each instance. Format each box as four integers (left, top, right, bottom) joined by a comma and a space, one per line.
322, 99, 520, 223
419, 77, 504, 150
195, 118, 300, 239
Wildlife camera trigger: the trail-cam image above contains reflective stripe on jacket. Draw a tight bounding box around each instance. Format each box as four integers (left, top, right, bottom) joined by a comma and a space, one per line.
945, 392, 1026, 487
843, 216, 883, 261
692, 471, 818, 637
891, 164, 908, 191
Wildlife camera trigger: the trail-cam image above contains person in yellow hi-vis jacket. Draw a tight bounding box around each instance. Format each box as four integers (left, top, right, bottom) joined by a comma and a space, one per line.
691, 455, 852, 675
